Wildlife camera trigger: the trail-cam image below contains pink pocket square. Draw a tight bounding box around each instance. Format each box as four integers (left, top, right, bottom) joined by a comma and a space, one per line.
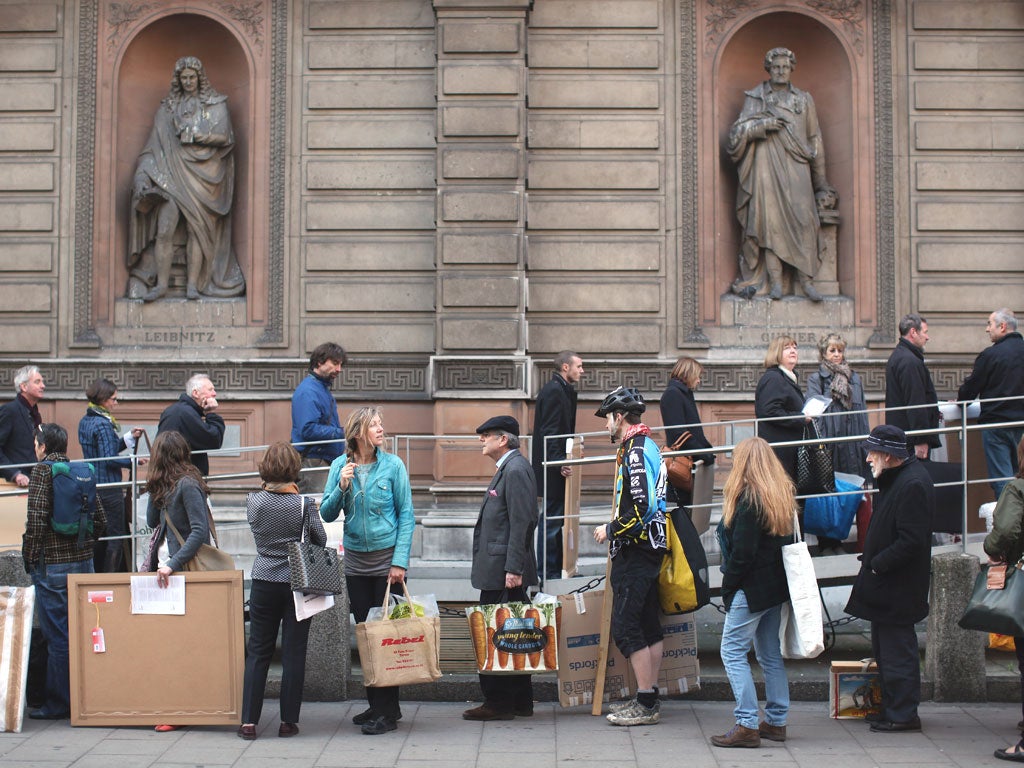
489, 489, 498, 496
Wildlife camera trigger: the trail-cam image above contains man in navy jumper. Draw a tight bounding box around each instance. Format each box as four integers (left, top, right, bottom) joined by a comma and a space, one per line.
291, 342, 346, 494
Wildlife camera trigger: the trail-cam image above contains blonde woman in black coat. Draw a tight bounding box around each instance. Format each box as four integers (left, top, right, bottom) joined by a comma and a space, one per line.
755, 336, 810, 483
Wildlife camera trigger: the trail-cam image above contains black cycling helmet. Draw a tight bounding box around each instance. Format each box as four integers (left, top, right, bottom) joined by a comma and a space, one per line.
595, 386, 646, 417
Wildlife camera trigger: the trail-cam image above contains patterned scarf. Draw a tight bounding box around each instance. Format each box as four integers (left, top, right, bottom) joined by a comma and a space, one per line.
262, 481, 300, 494
87, 402, 121, 433
822, 360, 854, 410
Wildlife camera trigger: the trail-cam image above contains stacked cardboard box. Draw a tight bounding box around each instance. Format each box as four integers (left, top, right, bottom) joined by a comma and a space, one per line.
557, 590, 700, 708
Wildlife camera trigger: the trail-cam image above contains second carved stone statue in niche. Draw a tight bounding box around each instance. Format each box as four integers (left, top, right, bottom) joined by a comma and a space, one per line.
127, 56, 246, 302
728, 47, 831, 302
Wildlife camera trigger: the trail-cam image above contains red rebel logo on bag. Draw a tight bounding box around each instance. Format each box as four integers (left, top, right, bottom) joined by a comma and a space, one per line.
380, 635, 425, 646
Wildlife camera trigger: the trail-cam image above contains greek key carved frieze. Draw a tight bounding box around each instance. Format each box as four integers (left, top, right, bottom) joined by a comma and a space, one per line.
435, 361, 525, 392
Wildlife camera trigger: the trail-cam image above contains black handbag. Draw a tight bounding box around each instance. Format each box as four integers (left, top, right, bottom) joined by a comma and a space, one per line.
796, 422, 835, 495
287, 497, 344, 595
958, 561, 1024, 637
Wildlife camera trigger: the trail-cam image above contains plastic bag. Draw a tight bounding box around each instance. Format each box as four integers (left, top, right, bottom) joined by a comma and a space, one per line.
367, 591, 439, 622
803, 474, 865, 541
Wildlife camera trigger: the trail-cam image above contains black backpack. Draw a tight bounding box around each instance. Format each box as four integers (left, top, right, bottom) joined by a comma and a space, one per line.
42, 461, 98, 546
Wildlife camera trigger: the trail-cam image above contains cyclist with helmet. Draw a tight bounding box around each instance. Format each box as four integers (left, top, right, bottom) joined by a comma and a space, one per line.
593, 387, 668, 726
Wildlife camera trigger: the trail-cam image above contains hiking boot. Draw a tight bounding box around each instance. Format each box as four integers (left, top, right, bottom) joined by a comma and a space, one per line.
711, 723, 761, 748
609, 697, 660, 715
758, 721, 786, 742
606, 699, 659, 726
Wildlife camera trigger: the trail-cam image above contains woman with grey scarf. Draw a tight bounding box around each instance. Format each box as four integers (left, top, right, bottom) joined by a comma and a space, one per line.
807, 333, 871, 480
806, 333, 870, 555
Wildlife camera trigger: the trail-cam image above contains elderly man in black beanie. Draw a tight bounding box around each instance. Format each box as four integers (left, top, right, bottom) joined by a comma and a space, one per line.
463, 415, 538, 721
846, 424, 935, 733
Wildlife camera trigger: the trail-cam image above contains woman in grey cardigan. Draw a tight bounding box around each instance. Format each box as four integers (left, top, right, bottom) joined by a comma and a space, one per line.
143, 429, 212, 733
145, 430, 211, 581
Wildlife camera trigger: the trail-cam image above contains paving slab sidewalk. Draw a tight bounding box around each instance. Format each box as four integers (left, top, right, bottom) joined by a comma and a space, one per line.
0, 700, 1019, 768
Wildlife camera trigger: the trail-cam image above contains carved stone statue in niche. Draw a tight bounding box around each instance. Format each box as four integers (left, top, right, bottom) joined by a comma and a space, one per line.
126, 56, 246, 302
727, 47, 832, 302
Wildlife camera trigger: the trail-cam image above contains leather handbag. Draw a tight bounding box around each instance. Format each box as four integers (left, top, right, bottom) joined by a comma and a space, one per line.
958, 560, 1024, 637
163, 501, 236, 572
665, 431, 695, 492
288, 497, 344, 595
796, 422, 835, 495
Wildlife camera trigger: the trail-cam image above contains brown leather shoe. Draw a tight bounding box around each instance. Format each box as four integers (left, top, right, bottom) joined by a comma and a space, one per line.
278, 722, 299, 737
237, 724, 257, 740
462, 703, 515, 721
758, 721, 786, 742
711, 723, 761, 748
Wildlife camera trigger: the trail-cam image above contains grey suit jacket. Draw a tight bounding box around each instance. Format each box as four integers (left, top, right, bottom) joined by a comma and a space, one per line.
471, 449, 539, 591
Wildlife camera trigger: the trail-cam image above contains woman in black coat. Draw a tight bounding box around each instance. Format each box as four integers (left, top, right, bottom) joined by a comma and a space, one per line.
711, 437, 794, 748
659, 356, 716, 511
755, 336, 810, 484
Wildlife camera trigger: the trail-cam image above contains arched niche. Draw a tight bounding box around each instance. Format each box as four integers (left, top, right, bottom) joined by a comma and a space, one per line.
712, 12, 859, 303
114, 14, 251, 302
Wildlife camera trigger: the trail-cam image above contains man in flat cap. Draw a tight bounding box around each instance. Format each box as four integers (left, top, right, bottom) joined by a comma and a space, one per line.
463, 415, 538, 721
846, 425, 934, 733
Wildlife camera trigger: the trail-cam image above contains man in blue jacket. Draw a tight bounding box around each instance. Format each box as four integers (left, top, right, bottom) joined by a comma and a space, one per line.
291, 343, 346, 494
958, 309, 1024, 497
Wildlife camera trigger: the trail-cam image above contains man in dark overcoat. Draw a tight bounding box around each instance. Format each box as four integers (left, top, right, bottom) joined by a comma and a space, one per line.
846, 425, 934, 733
885, 314, 940, 459
463, 415, 538, 721
531, 351, 583, 579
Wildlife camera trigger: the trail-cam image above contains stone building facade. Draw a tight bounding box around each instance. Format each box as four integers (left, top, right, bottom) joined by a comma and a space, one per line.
0, 0, 1020, 487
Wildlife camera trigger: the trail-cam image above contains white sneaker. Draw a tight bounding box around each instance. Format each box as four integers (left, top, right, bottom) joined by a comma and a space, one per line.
606, 699, 659, 726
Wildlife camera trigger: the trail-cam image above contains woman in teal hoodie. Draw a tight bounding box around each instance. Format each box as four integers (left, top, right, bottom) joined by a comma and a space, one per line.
320, 406, 414, 736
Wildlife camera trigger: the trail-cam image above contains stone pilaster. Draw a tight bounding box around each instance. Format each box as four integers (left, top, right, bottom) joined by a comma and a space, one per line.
433, 0, 530, 375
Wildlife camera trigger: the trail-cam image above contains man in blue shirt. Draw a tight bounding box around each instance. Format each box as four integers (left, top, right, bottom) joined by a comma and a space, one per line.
291, 343, 346, 494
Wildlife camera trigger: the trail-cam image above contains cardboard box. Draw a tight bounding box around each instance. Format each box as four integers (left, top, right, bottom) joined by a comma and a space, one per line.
556, 590, 701, 707
654, 611, 701, 696
830, 660, 882, 719
557, 591, 631, 707
0, 480, 27, 552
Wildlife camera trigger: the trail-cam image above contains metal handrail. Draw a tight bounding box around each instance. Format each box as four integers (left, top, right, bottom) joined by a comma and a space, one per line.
2, 396, 1020, 573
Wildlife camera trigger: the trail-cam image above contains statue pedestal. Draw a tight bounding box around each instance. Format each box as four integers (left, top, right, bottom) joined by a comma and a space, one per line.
102, 297, 260, 356
709, 292, 856, 354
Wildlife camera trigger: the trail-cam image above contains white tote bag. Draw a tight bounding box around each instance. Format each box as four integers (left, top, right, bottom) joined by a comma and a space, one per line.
778, 511, 825, 659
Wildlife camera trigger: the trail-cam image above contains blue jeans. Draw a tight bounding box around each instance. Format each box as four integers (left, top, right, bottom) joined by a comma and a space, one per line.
984, 427, 1024, 498
32, 558, 94, 716
720, 590, 789, 729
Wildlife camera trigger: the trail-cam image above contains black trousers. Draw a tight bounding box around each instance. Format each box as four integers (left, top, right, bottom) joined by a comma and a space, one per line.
478, 587, 533, 711
94, 488, 128, 573
871, 621, 921, 723
349, 574, 402, 719
242, 579, 312, 725
1016, 635, 1024, 722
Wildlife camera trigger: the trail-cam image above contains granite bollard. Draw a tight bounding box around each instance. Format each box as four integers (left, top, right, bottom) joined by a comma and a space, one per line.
925, 552, 986, 702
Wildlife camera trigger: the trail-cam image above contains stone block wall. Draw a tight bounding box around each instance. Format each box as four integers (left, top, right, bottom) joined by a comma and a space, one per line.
0, 1, 63, 355
899, 0, 1024, 356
